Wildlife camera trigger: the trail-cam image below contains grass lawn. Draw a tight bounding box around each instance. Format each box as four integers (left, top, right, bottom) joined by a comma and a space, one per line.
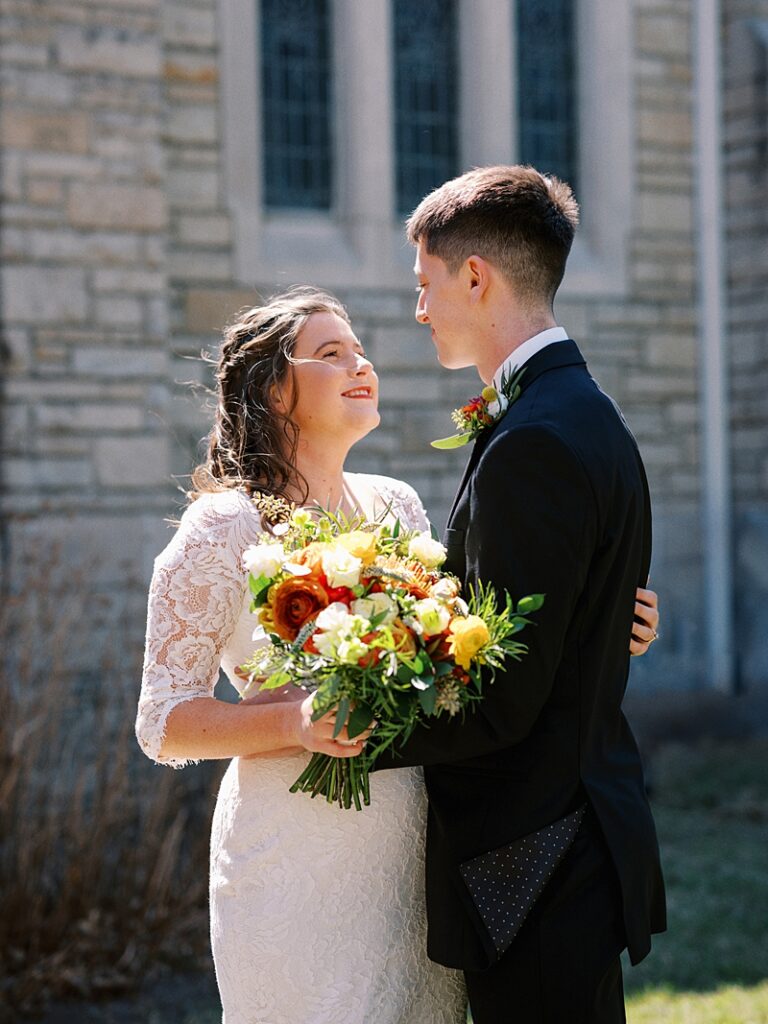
624, 739, 768, 1023
34, 739, 768, 1023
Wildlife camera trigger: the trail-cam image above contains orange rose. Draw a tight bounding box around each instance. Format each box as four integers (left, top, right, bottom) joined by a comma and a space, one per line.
268, 576, 330, 641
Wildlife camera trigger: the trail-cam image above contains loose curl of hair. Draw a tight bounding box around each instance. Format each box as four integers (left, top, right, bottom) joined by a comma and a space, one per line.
189, 286, 351, 506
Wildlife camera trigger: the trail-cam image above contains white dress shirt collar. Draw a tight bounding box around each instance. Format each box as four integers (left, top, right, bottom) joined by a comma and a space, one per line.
492, 326, 569, 391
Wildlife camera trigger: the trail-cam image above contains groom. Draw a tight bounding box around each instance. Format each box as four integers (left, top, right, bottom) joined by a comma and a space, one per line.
375, 166, 666, 1022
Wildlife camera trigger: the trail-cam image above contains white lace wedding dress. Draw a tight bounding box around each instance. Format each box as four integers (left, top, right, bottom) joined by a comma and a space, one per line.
135, 475, 467, 1024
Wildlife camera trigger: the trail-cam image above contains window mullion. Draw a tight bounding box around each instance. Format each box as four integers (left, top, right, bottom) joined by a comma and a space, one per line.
459, 0, 515, 167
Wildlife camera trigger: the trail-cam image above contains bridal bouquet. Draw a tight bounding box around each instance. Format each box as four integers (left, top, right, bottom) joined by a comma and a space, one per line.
240, 497, 543, 810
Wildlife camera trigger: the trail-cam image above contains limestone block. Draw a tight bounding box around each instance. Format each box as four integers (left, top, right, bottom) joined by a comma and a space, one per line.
184, 288, 257, 333
27, 179, 64, 205
2, 265, 88, 323
638, 109, 693, 148
379, 373, 442, 404
163, 57, 218, 85
68, 183, 167, 230
637, 14, 691, 58
95, 436, 170, 487
162, 5, 217, 49
35, 403, 145, 431
1, 109, 90, 153
166, 167, 220, 209
56, 27, 161, 79
168, 249, 231, 281
175, 213, 231, 246
72, 346, 167, 377
370, 327, 438, 369
5, 457, 93, 489
94, 296, 145, 327
26, 228, 141, 264
93, 269, 164, 293
647, 331, 697, 368
166, 105, 217, 144
636, 191, 693, 233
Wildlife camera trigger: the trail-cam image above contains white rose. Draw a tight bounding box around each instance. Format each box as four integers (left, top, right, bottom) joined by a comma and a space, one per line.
313, 630, 338, 658
351, 592, 398, 625
407, 532, 447, 569
430, 577, 460, 602
412, 598, 451, 637
243, 542, 285, 579
315, 602, 354, 633
321, 545, 362, 588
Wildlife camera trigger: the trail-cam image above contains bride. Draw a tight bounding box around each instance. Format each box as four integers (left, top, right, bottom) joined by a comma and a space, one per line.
135, 287, 659, 1024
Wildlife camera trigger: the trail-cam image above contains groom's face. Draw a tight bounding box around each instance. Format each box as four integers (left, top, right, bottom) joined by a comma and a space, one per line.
413, 242, 475, 370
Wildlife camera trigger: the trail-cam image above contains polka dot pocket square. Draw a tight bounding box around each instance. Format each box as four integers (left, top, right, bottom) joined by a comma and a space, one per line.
459, 804, 586, 958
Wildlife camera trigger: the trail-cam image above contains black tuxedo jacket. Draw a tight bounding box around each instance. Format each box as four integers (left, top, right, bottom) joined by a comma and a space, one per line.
375, 340, 666, 971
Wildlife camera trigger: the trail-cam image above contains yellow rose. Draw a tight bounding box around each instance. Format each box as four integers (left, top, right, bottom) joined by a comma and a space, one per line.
447, 615, 490, 670
336, 530, 378, 566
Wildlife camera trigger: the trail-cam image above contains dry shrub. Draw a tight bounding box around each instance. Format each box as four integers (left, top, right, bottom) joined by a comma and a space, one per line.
0, 540, 223, 1019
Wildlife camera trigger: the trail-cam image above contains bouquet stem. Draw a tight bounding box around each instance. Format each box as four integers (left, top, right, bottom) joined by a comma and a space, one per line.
289, 753, 371, 810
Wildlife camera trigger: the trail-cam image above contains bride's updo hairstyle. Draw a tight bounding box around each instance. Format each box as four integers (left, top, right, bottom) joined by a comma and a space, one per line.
190, 286, 351, 504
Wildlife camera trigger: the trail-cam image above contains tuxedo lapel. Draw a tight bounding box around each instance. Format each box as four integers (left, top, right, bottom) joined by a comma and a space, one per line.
445, 340, 586, 529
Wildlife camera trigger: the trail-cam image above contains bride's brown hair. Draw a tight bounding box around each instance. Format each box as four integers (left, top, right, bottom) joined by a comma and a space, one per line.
189, 286, 352, 505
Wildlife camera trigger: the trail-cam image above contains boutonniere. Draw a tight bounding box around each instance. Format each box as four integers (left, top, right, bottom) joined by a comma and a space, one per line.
431, 367, 526, 450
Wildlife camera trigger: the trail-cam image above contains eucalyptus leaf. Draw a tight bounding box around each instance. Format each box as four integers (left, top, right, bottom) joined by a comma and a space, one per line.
347, 702, 374, 739
434, 661, 453, 677
517, 594, 545, 615
418, 686, 437, 715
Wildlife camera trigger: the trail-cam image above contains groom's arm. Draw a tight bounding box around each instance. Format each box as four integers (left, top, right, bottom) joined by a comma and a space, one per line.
373, 423, 597, 770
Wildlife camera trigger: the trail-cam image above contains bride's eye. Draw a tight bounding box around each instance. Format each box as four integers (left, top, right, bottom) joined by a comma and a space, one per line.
322, 349, 339, 359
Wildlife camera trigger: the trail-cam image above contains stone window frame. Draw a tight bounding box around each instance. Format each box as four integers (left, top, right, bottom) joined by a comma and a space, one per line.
219, 0, 633, 296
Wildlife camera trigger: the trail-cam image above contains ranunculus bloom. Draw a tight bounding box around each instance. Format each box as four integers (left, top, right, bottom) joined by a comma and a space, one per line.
268, 576, 330, 641
292, 542, 329, 572
336, 530, 378, 566
447, 615, 490, 670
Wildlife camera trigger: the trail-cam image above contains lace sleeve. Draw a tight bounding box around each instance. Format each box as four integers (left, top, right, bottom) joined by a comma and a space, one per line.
135, 492, 259, 768
370, 475, 432, 533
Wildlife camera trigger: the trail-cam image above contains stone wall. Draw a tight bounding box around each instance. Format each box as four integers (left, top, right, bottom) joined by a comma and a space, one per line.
0, 0, 174, 658
1, 0, 765, 692
724, 2, 768, 688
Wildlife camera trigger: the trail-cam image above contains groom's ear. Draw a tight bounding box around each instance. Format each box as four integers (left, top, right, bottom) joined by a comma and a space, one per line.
465, 255, 491, 305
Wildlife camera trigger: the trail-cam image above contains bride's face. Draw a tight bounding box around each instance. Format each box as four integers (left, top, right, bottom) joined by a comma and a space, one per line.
276, 311, 380, 444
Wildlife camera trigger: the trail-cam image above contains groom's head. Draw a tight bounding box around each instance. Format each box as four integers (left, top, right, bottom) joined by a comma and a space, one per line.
408, 165, 579, 369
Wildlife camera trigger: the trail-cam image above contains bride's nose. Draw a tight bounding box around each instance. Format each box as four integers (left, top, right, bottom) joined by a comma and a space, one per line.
349, 352, 374, 376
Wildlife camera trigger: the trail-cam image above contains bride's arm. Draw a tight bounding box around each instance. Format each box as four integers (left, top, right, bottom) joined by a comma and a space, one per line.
135, 497, 365, 767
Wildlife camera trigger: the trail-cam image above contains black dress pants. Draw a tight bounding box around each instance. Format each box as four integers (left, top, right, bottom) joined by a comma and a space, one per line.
464, 811, 627, 1024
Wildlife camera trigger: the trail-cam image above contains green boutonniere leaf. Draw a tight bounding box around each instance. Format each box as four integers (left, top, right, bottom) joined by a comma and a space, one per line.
430, 433, 472, 450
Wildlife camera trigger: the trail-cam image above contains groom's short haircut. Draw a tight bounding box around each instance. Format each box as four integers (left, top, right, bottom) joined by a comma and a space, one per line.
406, 165, 579, 308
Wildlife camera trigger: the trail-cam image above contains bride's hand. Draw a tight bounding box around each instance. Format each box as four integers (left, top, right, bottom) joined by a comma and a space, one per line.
293, 694, 374, 758
630, 587, 660, 656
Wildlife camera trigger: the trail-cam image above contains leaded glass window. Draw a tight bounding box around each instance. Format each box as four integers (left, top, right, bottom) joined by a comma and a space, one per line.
517, 0, 579, 195
393, 0, 459, 215
261, 0, 333, 209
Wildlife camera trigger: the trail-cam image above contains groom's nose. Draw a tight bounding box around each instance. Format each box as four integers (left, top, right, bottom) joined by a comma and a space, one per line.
415, 297, 429, 324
